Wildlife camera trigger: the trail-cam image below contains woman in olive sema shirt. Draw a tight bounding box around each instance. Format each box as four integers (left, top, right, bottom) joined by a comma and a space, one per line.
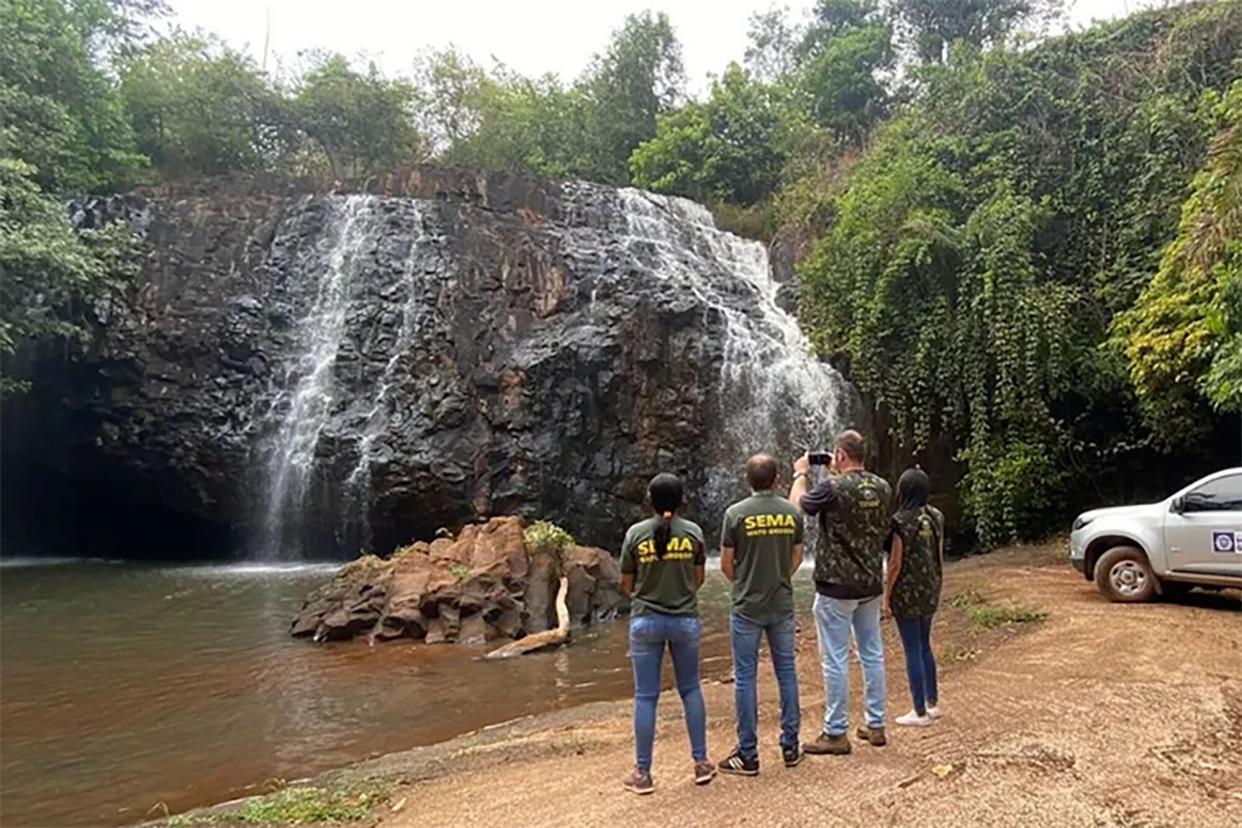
619, 473, 715, 795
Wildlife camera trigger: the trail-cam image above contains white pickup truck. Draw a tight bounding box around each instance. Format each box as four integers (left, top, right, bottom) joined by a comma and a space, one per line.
1069, 467, 1242, 602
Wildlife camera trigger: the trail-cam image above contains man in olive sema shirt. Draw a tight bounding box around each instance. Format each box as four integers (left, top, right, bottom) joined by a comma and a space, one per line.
718, 454, 805, 774
790, 430, 892, 756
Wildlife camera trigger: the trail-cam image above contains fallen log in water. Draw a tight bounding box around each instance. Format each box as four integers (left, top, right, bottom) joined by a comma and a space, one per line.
485, 576, 571, 659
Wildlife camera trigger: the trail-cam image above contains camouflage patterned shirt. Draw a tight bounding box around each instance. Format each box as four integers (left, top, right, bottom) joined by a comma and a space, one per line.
801, 470, 893, 598
889, 506, 945, 619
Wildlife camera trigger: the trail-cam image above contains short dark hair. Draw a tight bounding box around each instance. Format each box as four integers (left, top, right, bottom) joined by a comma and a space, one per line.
835, 430, 866, 462
746, 454, 778, 490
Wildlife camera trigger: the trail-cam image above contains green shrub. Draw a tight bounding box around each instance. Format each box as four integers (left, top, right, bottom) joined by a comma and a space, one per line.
524, 520, 575, 559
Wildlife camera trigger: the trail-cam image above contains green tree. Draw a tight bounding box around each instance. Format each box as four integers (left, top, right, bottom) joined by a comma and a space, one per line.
887, 0, 1063, 64
580, 11, 685, 185
630, 63, 789, 205
118, 32, 287, 177
1114, 80, 1242, 432
0, 0, 146, 192
414, 48, 491, 153
793, 0, 893, 143
744, 5, 801, 83
0, 159, 132, 393
290, 53, 424, 181
432, 58, 594, 180
799, 0, 879, 52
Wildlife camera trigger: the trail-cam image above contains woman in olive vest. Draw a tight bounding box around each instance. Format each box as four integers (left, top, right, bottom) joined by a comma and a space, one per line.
884, 468, 945, 727
619, 473, 715, 794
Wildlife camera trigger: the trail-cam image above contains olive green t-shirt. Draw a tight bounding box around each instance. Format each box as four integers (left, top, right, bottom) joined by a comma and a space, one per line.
620, 515, 707, 617
721, 490, 804, 622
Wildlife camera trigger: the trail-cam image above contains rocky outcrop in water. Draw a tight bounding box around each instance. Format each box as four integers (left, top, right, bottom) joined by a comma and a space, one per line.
2, 167, 854, 559
290, 516, 624, 644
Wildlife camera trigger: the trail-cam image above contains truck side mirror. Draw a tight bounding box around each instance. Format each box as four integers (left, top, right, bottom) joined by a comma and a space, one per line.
1171, 496, 1185, 514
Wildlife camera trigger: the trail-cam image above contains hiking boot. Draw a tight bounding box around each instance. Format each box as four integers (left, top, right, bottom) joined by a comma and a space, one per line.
694, 760, 717, 785
623, 768, 654, 795
856, 725, 887, 746
782, 744, 804, 767
718, 750, 759, 776
803, 731, 851, 755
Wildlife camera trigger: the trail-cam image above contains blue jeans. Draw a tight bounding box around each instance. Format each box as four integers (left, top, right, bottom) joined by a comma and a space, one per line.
629, 612, 708, 773
895, 615, 938, 716
812, 593, 885, 735
731, 612, 800, 758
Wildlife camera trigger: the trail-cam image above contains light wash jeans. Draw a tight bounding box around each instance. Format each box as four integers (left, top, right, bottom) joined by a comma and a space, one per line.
730, 612, 800, 759
629, 612, 708, 773
812, 593, 885, 735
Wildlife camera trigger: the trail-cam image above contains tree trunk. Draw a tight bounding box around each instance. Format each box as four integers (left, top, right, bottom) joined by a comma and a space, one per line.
484, 577, 570, 660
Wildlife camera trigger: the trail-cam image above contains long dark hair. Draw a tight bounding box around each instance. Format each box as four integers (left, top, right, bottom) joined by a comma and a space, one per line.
648, 473, 684, 560
896, 467, 930, 512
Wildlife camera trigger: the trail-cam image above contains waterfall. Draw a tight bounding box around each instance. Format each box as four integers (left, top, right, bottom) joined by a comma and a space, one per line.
344, 205, 435, 552
614, 189, 849, 503
253, 183, 849, 559
260, 195, 381, 558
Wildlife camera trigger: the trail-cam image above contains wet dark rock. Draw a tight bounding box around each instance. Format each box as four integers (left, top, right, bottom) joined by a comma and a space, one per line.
3, 166, 854, 560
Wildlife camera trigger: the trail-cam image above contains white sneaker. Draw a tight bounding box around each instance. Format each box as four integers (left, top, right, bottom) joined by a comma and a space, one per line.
927, 705, 943, 720
895, 710, 933, 727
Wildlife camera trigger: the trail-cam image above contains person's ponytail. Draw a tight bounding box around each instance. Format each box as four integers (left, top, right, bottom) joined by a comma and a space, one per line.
647, 473, 684, 561
654, 511, 672, 560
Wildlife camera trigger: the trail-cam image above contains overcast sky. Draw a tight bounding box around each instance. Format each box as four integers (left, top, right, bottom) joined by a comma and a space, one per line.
164, 0, 1172, 90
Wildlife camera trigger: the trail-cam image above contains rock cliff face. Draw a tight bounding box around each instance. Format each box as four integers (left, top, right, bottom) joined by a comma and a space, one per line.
2, 168, 854, 559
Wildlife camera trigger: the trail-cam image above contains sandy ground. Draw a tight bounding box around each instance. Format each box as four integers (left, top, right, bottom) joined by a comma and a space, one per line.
361, 545, 1242, 828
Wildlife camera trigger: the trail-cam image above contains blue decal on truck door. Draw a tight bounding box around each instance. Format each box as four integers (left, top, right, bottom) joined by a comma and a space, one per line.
1211, 531, 1242, 553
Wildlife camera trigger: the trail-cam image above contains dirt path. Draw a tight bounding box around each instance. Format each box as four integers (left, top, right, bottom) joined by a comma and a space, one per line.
368, 545, 1241, 828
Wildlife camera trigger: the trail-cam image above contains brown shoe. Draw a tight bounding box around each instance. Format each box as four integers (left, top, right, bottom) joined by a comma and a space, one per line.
855, 725, 887, 746
803, 732, 852, 755
694, 760, 717, 785
623, 767, 654, 795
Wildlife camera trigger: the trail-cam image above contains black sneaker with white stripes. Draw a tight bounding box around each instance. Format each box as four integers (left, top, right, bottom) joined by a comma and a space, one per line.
782, 744, 804, 767
719, 750, 759, 776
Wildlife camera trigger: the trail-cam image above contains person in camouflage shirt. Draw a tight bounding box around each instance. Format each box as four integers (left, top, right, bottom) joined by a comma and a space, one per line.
789, 430, 892, 755
884, 468, 945, 727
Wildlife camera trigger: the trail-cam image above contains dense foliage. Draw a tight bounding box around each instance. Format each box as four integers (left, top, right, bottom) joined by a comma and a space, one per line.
1113, 79, 1242, 431
798, 2, 1242, 543
3, 0, 1239, 544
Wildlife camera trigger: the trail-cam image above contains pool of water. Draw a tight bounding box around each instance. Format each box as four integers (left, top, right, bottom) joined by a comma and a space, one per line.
0, 557, 765, 826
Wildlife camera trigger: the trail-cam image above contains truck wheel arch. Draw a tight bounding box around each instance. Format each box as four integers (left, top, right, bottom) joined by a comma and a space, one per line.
1085, 535, 1151, 581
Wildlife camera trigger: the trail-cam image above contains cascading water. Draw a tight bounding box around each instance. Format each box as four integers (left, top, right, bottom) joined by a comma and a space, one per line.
260, 195, 382, 558
344, 205, 437, 552
253, 181, 850, 559
612, 189, 850, 504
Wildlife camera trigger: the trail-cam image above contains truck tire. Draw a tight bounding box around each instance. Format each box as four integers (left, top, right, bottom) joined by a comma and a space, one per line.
1095, 546, 1156, 603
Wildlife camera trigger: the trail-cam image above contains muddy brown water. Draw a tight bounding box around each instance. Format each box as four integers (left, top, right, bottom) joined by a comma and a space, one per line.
0, 558, 811, 826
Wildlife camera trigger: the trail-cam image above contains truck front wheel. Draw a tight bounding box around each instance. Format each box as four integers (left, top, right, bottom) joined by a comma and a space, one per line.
1095, 546, 1156, 603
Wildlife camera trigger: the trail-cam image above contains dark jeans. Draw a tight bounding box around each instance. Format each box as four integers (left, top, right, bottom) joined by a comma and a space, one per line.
629, 612, 708, 773
895, 615, 938, 716
730, 612, 800, 759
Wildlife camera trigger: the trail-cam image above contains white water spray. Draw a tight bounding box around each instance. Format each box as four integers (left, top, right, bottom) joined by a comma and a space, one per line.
614, 189, 849, 500
261, 195, 380, 558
